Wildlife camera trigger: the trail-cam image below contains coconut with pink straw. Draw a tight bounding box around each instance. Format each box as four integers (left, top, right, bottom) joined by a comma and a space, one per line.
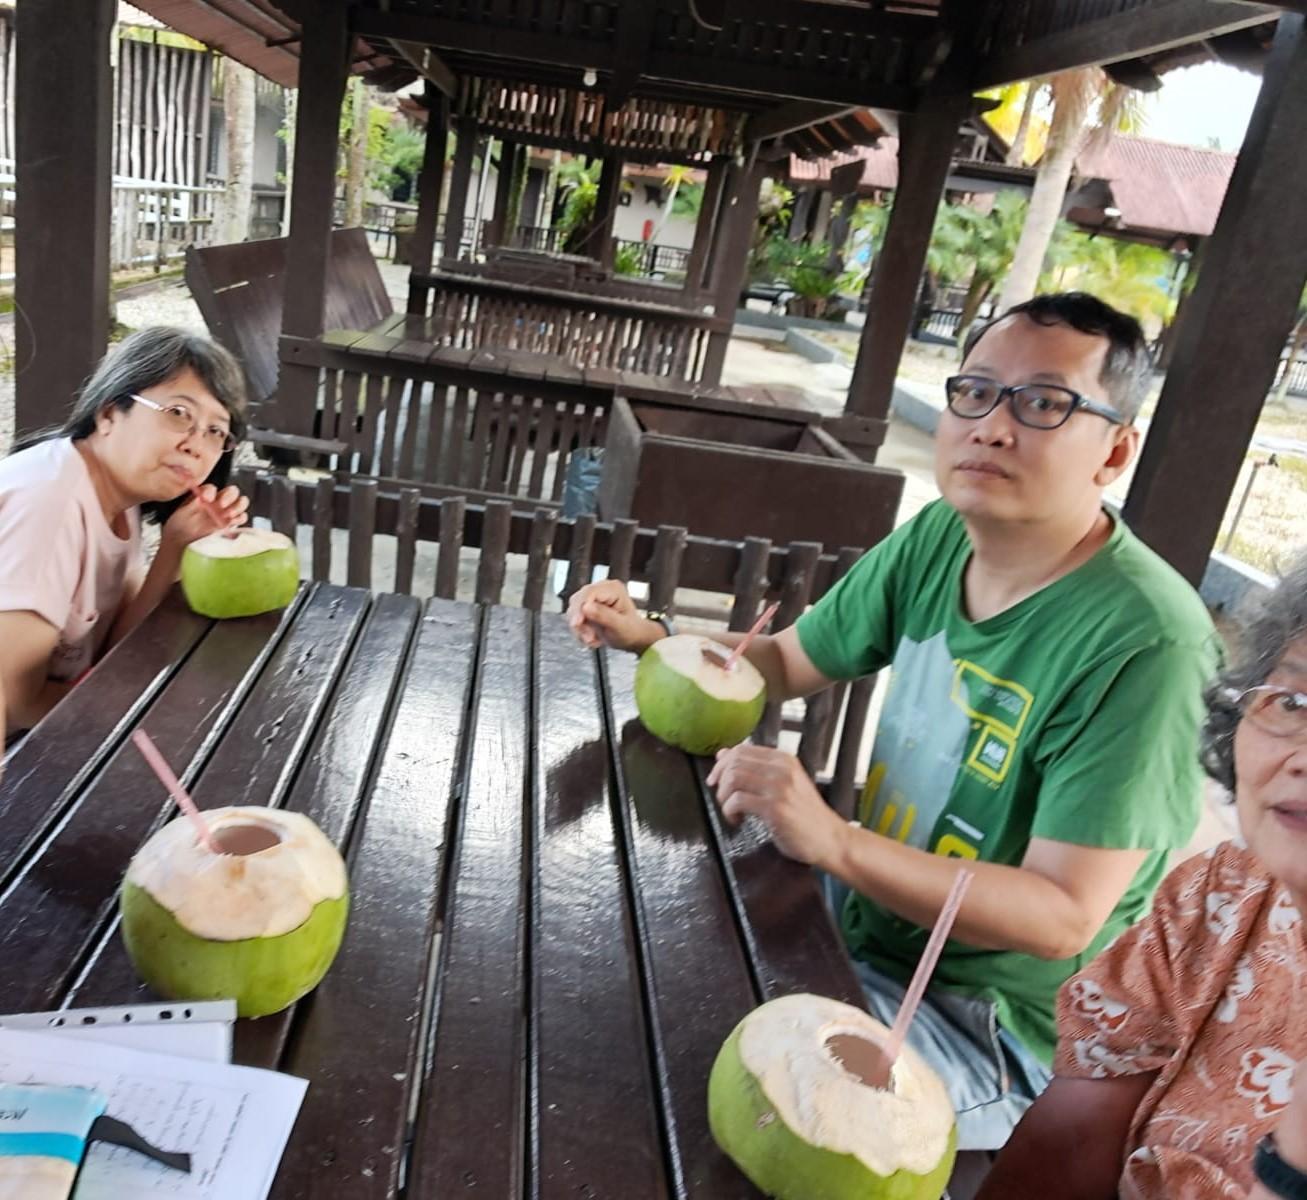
708, 869, 975, 1200
118, 730, 351, 1017
632, 601, 779, 756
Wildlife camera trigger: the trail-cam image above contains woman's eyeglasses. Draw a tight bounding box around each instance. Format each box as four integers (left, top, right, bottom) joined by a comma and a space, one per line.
1226, 685, 1307, 740
944, 375, 1125, 431
130, 394, 236, 454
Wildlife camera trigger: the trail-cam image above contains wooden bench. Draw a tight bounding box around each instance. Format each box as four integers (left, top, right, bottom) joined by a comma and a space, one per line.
235, 467, 878, 815
185, 226, 393, 411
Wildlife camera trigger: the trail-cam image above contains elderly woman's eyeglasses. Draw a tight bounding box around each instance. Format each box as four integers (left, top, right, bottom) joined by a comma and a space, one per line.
131, 394, 236, 454
1226, 685, 1307, 739
944, 375, 1125, 430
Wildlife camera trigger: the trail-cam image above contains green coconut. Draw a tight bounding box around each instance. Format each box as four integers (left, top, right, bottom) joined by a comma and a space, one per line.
180, 528, 300, 619
708, 994, 957, 1200
120, 807, 349, 1018
634, 634, 767, 755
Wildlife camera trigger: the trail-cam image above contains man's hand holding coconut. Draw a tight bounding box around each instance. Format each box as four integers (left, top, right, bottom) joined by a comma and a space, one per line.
567, 294, 1223, 1162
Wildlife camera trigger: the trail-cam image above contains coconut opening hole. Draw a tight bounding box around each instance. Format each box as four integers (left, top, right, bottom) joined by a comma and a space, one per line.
212, 822, 283, 856
825, 1033, 895, 1092
701, 645, 730, 669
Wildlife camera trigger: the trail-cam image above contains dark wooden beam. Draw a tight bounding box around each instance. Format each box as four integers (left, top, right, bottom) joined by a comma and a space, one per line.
701, 155, 769, 383
1123, 14, 1307, 585
275, 6, 351, 437
391, 38, 458, 99
441, 118, 476, 263
607, 2, 658, 109
834, 88, 973, 458
485, 138, 518, 249
686, 156, 730, 296
14, 0, 114, 439
591, 153, 623, 272
407, 86, 448, 316
973, 2, 1277, 88
350, 9, 919, 110
745, 101, 858, 144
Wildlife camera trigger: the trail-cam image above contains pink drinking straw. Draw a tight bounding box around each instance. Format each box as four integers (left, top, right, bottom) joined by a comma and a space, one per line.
722, 601, 781, 672
882, 867, 975, 1070
130, 730, 221, 855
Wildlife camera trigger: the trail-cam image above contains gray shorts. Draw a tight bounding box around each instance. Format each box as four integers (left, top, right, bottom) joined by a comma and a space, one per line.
825, 876, 1052, 1151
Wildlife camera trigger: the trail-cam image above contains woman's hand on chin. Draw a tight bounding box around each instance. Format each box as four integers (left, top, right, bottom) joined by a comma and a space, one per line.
162, 483, 250, 550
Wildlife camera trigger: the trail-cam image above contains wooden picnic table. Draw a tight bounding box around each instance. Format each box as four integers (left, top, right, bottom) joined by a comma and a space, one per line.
0, 581, 865, 1198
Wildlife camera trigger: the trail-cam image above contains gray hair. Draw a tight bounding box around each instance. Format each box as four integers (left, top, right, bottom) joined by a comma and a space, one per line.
1201, 550, 1307, 791
12, 327, 248, 524
962, 292, 1153, 422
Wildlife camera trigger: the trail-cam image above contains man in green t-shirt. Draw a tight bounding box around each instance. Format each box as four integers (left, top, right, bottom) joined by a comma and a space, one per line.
567, 292, 1219, 1150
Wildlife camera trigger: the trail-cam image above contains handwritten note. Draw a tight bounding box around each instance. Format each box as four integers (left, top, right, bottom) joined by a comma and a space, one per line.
0, 1028, 306, 1199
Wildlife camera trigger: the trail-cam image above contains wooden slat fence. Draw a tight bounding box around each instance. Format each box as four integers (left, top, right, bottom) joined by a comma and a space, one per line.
234, 467, 877, 813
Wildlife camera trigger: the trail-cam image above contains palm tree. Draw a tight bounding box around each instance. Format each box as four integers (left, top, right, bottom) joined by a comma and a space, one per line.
997, 70, 1140, 312
650, 164, 696, 243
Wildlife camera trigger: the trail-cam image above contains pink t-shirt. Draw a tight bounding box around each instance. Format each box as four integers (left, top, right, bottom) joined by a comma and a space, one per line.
0, 438, 143, 681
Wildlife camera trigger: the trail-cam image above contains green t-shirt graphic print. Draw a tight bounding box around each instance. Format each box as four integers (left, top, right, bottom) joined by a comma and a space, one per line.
796, 500, 1219, 1065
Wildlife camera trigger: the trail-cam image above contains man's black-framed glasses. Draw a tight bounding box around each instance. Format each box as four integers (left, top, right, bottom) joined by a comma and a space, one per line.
1225, 684, 1307, 740
944, 375, 1125, 431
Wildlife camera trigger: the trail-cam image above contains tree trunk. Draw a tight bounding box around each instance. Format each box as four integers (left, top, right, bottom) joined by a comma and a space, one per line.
218, 60, 256, 243
1273, 312, 1307, 405
957, 275, 993, 342
1006, 82, 1040, 166
997, 74, 1092, 311
344, 77, 369, 229
279, 87, 296, 236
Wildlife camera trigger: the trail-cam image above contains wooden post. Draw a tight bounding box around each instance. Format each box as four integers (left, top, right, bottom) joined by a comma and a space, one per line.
788, 186, 814, 241
14, 0, 114, 439
407, 85, 448, 316
699, 156, 768, 384
275, 6, 350, 437
1123, 15, 1307, 585
486, 138, 518, 248
830, 90, 970, 461
442, 118, 476, 263
685, 155, 728, 298
590, 152, 623, 270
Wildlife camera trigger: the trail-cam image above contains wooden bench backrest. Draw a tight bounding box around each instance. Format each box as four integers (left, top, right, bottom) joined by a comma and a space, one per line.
185, 227, 393, 405
235, 468, 876, 814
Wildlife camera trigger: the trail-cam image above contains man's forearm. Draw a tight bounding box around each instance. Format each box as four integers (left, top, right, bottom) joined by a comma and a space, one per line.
825, 829, 1100, 960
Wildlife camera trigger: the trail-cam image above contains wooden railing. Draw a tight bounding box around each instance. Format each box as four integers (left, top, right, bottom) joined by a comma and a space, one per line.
235, 467, 877, 811
409, 269, 722, 380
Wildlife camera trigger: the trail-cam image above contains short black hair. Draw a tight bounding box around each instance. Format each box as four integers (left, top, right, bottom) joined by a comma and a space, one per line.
962, 292, 1153, 422
1200, 550, 1307, 792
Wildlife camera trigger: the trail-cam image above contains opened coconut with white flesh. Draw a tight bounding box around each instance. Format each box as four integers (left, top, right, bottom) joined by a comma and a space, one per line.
180, 528, 300, 619
709, 994, 957, 1200
121, 807, 349, 1019
634, 634, 767, 755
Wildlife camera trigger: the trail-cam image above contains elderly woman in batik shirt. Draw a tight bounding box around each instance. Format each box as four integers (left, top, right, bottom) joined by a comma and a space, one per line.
979, 552, 1307, 1200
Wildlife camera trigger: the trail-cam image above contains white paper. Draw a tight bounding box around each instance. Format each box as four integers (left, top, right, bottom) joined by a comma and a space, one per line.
0, 1001, 236, 1064
0, 1027, 306, 1200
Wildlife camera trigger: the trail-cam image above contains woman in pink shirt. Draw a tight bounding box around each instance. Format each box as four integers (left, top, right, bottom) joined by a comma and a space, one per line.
980, 553, 1307, 1199
0, 326, 251, 740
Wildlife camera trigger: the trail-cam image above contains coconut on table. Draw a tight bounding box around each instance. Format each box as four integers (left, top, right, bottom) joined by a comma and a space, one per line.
181, 528, 299, 619
121, 806, 349, 1019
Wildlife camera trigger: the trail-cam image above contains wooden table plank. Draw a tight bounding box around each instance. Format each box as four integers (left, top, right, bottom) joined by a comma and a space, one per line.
408, 605, 532, 1196
0, 593, 309, 1016
531, 616, 669, 1199
272, 598, 480, 1200
0, 592, 210, 874
599, 648, 763, 1200
62, 586, 370, 1014
696, 763, 866, 1010
235, 591, 424, 1069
